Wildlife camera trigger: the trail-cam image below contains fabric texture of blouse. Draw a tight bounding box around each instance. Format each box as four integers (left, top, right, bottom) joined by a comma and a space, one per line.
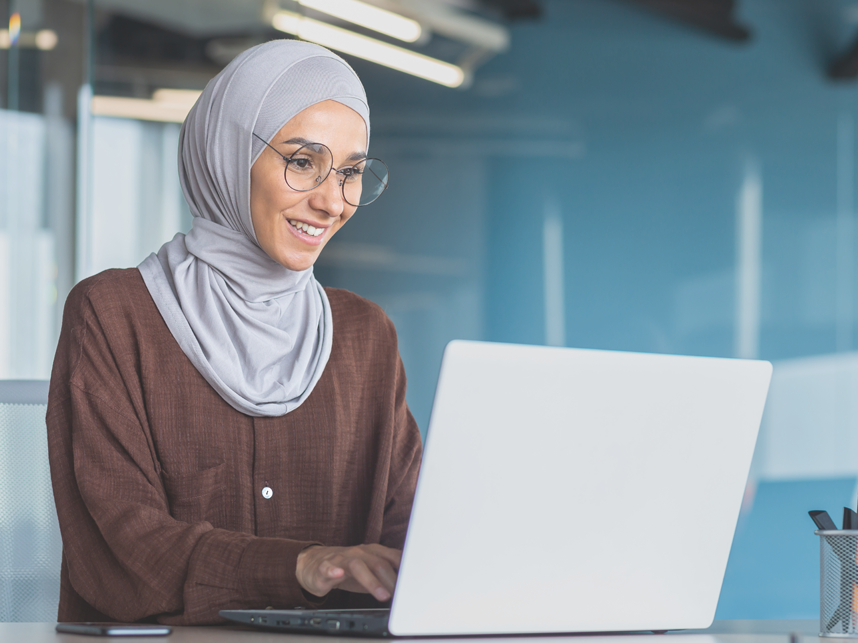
46, 268, 423, 625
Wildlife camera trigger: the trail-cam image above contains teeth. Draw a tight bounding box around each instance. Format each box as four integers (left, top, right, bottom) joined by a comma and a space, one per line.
289, 219, 324, 237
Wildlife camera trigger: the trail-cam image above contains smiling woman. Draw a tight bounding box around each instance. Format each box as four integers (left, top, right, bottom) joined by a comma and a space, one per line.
46, 40, 422, 625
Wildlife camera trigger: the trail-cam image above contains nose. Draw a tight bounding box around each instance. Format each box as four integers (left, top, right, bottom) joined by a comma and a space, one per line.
306, 170, 345, 218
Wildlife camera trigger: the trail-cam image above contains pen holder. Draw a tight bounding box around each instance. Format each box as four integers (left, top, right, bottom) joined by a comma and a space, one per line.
818, 531, 858, 637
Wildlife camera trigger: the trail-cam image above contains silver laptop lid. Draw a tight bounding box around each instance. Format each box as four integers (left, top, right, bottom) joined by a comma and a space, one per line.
389, 341, 772, 636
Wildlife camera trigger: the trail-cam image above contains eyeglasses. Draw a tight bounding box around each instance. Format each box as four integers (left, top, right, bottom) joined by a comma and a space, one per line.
253, 133, 389, 207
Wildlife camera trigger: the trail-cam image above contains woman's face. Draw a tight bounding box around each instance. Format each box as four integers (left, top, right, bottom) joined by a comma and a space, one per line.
250, 100, 367, 271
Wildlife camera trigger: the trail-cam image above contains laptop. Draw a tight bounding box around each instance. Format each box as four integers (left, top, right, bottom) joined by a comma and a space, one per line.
222, 340, 772, 637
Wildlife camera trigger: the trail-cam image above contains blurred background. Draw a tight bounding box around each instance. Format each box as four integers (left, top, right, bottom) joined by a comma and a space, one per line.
3, 0, 858, 621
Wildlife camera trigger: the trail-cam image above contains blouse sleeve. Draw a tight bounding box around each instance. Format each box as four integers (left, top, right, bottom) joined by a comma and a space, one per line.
379, 348, 423, 552
47, 280, 322, 625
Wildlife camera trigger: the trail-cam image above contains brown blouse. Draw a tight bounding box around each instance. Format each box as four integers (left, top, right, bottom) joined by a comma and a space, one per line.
46, 269, 423, 625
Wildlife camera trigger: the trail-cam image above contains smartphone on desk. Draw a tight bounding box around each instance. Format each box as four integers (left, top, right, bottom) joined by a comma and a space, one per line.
56, 623, 172, 637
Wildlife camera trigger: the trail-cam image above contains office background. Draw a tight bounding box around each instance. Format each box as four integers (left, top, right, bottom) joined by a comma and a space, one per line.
2, 0, 858, 621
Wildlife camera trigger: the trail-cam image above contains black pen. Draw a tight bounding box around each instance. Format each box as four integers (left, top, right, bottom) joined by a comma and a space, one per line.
810, 510, 839, 531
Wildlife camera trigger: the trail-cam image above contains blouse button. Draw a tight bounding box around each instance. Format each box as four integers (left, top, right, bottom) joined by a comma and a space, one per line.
261, 486, 273, 499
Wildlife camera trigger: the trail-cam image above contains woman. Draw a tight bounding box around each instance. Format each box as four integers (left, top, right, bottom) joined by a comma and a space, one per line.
46, 40, 423, 625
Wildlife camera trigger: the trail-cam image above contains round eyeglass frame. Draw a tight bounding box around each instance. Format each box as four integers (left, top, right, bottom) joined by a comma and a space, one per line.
253, 133, 389, 207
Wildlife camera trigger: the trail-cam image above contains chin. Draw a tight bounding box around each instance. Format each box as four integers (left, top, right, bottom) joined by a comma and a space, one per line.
279, 252, 318, 272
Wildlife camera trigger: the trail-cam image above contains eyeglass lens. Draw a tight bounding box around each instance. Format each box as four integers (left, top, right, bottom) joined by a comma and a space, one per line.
284, 143, 389, 207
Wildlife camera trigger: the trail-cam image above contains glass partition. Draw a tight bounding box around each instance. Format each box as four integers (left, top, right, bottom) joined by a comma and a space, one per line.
0, 0, 83, 378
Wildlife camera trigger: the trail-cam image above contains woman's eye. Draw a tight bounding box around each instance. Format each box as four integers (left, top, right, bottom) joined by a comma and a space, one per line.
342, 167, 363, 182
287, 155, 321, 174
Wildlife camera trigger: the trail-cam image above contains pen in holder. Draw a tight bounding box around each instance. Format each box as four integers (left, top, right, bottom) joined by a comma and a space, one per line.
818, 530, 858, 637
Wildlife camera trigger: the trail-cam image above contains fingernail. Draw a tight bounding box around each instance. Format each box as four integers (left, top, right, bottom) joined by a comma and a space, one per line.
376, 589, 390, 601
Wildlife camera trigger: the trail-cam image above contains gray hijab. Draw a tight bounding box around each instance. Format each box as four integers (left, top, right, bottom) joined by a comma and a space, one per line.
138, 40, 370, 417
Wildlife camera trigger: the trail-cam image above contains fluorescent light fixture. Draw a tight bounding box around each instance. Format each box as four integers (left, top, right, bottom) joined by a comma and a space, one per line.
273, 11, 463, 88
298, 0, 421, 43
92, 88, 202, 123
398, 0, 508, 52
0, 28, 58, 50
151, 88, 203, 106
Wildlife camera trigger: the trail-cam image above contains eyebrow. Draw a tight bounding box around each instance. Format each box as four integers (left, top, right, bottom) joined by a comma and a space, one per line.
279, 137, 367, 163
280, 137, 314, 146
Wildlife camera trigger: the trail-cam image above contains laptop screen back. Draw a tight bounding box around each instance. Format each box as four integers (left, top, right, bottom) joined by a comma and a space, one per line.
389, 341, 772, 636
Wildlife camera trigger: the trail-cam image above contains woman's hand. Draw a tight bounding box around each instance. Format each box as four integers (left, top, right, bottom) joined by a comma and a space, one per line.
296, 544, 402, 602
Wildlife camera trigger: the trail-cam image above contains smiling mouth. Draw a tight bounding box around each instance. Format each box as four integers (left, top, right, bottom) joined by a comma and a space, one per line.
289, 219, 326, 237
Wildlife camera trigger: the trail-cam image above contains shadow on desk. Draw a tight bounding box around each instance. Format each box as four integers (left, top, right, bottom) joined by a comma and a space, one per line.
684, 619, 818, 635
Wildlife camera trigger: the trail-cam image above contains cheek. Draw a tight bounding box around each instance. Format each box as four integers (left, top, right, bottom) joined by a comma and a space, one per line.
261, 175, 287, 209
253, 174, 298, 223
250, 169, 272, 225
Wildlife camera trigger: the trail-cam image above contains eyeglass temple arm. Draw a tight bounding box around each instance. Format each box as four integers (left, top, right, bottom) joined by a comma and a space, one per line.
252, 132, 289, 161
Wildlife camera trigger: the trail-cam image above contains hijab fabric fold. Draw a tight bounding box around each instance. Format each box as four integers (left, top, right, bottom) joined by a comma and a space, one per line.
138, 40, 370, 417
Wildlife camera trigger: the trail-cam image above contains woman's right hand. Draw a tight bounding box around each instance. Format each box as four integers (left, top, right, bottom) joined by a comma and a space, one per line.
295, 544, 402, 602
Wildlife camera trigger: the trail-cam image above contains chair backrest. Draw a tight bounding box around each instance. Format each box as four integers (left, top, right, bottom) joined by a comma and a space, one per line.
0, 380, 60, 622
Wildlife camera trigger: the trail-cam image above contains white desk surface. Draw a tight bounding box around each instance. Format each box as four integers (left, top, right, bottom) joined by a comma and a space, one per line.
0, 620, 823, 643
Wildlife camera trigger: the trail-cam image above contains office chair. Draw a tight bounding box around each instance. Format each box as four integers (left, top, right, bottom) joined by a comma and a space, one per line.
0, 380, 61, 622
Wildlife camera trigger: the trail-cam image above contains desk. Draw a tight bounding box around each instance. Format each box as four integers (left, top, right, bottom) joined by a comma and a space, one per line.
0, 620, 825, 642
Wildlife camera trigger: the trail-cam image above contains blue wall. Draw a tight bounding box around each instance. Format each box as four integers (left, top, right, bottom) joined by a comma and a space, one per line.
318, 0, 858, 431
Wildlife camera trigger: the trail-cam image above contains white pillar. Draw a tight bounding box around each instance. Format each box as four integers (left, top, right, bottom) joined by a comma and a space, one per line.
837, 112, 854, 353
75, 83, 93, 281
543, 200, 566, 347
735, 160, 762, 359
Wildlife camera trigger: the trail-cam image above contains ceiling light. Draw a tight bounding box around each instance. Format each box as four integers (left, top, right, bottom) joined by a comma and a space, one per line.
273, 11, 464, 88
91, 89, 201, 123
0, 28, 58, 50
298, 0, 421, 43
397, 0, 508, 53
35, 29, 58, 51
151, 88, 203, 107
91, 96, 186, 123
91, 88, 203, 124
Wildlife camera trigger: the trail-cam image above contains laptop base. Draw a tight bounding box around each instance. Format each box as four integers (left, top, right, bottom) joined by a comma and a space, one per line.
221, 608, 391, 637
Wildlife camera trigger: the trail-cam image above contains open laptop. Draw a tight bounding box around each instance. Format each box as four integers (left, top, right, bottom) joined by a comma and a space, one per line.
222, 340, 772, 637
